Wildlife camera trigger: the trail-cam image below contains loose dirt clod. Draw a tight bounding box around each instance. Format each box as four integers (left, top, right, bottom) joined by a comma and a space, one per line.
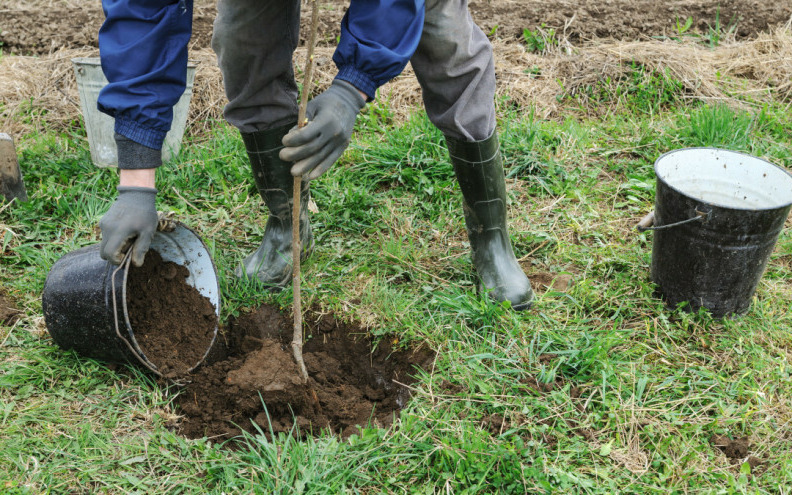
0, 292, 21, 326
711, 434, 752, 461
175, 305, 434, 440
125, 250, 217, 378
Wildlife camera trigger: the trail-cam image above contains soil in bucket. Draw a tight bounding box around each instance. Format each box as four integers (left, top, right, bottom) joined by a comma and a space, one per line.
174, 304, 435, 440
125, 250, 218, 378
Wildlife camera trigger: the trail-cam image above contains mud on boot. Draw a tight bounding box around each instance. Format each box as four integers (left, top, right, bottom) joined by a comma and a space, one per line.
447, 132, 534, 310
238, 124, 314, 288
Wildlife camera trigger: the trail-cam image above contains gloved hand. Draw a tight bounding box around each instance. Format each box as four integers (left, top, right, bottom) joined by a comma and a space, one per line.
280, 79, 366, 180
99, 186, 158, 267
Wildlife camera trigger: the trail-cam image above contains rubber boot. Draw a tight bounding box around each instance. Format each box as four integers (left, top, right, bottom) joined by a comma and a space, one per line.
238, 123, 313, 287
447, 132, 534, 310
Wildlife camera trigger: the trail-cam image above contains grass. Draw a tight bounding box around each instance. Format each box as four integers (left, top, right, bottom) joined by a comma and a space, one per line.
2, 69, 792, 493
522, 24, 558, 54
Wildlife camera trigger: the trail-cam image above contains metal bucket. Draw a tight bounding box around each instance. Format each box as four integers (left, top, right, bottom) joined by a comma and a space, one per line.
42, 222, 220, 376
72, 57, 196, 168
643, 148, 792, 317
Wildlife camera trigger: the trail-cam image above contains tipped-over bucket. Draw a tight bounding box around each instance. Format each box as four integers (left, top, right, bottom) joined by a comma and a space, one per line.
72, 57, 196, 168
42, 222, 220, 375
648, 148, 792, 317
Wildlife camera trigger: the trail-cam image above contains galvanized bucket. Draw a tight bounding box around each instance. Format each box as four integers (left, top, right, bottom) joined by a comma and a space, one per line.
72, 57, 196, 168
640, 148, 792, 317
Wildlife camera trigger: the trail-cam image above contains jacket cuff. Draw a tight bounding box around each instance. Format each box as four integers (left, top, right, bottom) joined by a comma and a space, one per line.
114, 117, 168, 150
335, 65, 377, 101
114, 133, 163, 170
117, 185, 158, 195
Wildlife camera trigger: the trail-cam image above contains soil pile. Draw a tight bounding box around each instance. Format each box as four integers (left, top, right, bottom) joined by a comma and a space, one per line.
711, 434, 763, 469
712, 435, 750, 459
175, 304, 434, 440
126, 250, 217, 378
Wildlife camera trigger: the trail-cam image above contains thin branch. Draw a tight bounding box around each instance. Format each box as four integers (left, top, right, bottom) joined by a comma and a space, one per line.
291, 0, 321, 385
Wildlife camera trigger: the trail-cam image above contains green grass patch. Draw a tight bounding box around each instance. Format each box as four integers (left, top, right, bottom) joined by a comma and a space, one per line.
569, 63, 686, 115
2, 95, 792, 493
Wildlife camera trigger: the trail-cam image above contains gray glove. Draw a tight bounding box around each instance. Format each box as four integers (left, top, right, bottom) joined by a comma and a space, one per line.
99, 186, 158, 267
280, 79, 366, 180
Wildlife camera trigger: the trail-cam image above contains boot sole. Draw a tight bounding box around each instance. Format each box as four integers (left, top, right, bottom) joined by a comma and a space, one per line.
511, 300, 534, 311
479, 284, 535, 311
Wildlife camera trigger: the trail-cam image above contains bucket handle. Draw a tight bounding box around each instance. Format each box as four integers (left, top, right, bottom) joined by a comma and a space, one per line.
110, 251, 164, 377
636, 206, 711, 232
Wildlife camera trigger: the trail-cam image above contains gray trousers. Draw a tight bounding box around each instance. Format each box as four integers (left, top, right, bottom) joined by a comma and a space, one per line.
212, 0, 496, 142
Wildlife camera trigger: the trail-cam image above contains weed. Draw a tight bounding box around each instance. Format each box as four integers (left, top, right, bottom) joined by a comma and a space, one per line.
702, 9, 737, 49
674, 16, 694, 36
523, 65, 542, 78
673, 104, 754, 150
500, 109, 543, 178
522, 24, 557, 54
667, 11, 736, 48
572, 63, 684, 115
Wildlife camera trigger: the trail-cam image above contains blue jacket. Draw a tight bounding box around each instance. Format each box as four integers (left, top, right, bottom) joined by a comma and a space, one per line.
97, 0, 425, 151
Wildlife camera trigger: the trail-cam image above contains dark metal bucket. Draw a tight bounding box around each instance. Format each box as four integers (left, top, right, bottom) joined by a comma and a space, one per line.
42, 222, 220, 375
642, 148, 792, 317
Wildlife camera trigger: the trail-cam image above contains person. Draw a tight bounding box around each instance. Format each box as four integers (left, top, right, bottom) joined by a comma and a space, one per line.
96, 0, 534, 310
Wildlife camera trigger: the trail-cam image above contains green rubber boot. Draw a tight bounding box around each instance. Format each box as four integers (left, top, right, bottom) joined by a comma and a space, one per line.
238, 123, 313, 287
447, 132, 534, 310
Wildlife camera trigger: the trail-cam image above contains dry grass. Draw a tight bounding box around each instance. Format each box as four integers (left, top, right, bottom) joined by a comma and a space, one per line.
3, 0, 215, 8
554, 22, 792, 111
0, 48, 86, 135
2, 23, 791, 139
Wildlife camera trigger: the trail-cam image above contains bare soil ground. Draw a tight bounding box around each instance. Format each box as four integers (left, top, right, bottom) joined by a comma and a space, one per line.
1, 0, 790, 56
471, 0, 791, 42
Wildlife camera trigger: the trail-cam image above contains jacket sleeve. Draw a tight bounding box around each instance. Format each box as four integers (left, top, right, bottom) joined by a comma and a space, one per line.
97, 0, 193, 153
333, 0, 425, 100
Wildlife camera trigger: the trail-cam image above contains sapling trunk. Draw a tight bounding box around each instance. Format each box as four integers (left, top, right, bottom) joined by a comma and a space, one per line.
291, 0, 320, 386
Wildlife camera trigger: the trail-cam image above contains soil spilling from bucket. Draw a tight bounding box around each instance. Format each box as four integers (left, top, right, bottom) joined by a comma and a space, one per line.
125, 250, 217, 378
175, 304, 434, 440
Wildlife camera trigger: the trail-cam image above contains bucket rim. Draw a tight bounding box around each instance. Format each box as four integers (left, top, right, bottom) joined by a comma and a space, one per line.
118, 221, 220, 378
71, 57, 198, 69
654, 147, 792, 212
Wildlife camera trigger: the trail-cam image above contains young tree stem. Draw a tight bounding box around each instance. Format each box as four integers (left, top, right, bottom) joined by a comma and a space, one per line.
292, 0, 320, 385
